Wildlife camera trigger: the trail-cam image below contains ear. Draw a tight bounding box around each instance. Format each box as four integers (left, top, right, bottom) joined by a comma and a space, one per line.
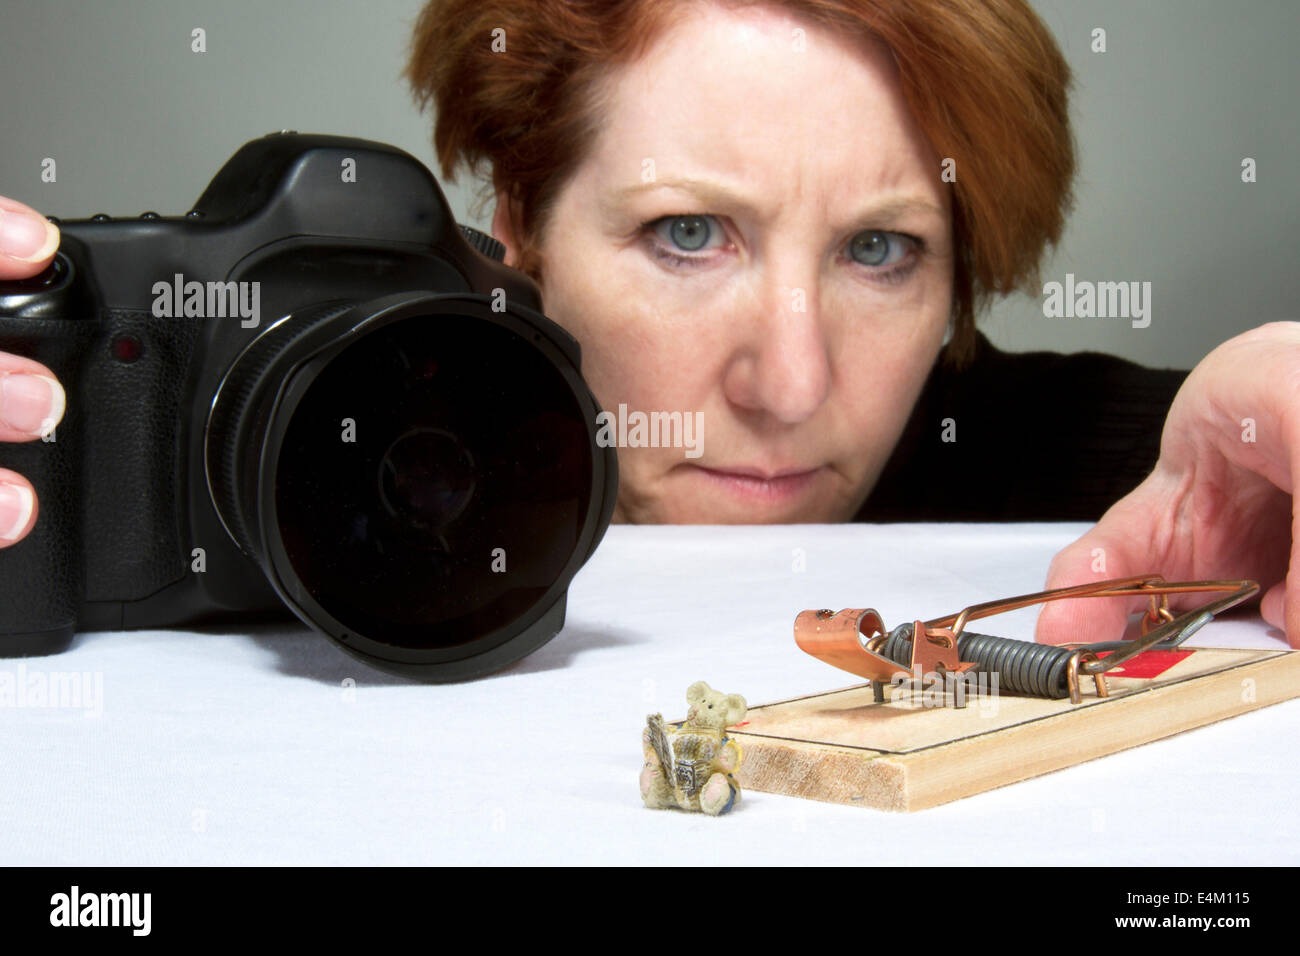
686, 681, 709, 705
725, 694, 747, 725
491, 189, 526, 270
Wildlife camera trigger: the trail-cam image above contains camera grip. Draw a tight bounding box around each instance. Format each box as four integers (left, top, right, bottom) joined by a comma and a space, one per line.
0, 315, 96, 655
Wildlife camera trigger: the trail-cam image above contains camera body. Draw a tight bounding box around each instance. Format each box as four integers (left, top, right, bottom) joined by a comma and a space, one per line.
0, 132, 617, 679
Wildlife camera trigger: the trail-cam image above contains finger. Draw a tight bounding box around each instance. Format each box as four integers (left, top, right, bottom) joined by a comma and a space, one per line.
1034, 481, 1174, 646
1035, 527, 1149, 646
0, 467, 38, 547
0, 197, 60, 280
1284, 457, 1300, 647
0, 359, 66, 442
1256, 400, 1300, 648
1260, 581, 1284, 632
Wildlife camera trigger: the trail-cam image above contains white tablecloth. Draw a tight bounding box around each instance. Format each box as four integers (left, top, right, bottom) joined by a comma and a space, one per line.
2, 523, 1295, 865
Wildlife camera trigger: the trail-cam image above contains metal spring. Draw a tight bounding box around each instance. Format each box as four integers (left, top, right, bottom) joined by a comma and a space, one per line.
879, 624, 1078, 699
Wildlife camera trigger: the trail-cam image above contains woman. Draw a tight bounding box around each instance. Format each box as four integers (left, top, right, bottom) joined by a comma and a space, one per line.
1, 0, 1296, 647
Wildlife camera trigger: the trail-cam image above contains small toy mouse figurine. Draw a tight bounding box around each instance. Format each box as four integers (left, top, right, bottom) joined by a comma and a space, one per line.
641, 681, 747, 815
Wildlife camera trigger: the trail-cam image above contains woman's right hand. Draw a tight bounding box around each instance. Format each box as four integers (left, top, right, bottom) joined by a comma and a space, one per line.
0, 196, 67, 548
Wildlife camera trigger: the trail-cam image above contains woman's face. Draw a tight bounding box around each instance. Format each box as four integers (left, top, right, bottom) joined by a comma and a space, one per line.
499, 2, 954, 523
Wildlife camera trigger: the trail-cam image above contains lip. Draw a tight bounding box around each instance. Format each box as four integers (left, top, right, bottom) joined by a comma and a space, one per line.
687, 463, 824, 504
703, 464, 817, 480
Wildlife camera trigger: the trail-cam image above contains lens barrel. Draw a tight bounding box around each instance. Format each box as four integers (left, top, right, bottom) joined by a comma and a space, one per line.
205, 292, 614, 679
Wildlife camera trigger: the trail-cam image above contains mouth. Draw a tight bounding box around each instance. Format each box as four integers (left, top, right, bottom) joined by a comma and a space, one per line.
686, 463, 825, 504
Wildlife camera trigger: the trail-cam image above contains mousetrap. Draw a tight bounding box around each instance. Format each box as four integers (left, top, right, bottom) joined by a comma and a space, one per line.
727, 576, 1300, 811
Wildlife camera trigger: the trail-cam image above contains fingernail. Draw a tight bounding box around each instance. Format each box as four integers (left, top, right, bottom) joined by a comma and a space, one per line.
0, 208, 60, 262
0, 482, 34, 541
0, 373, 66, 436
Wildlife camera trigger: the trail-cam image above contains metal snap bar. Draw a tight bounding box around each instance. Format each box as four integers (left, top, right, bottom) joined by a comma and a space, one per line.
794, 576, 1260, 705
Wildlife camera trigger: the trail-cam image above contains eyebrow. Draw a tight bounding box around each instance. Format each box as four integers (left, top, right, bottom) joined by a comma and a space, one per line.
605, 177, 946, 223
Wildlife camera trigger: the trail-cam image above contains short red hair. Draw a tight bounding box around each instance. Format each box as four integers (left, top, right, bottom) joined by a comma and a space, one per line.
406, 0, 1075, 366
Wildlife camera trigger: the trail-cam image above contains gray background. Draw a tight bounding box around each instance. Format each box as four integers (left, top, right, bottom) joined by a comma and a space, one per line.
1, 0, 1295, 369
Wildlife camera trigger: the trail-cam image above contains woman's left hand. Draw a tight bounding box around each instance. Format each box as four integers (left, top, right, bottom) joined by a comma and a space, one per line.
1035, 321, 1300, 648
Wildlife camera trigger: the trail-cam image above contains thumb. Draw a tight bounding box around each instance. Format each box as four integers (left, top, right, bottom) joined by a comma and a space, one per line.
1261, 479, 1300, 647
0, 198, 60, 280
1034, 486, 1170, 646
1259, 581, 1300, 647
1280, 445, 1300, 647
1260, 582, 1284, 634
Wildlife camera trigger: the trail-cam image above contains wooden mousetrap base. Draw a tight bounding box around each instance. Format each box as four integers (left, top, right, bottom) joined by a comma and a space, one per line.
727, 647, 1300, 812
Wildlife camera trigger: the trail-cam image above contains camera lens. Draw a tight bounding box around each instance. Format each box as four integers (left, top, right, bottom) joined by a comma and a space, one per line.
272, 309, 593, 646
377, 426, 477, 538
206, 293, 615, 679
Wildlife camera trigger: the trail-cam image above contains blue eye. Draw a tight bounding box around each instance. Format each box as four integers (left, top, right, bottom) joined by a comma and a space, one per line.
849, 230, 911, 267
650, 215, 725, 254
668, 216, 710, 251
640, 218, 922, 280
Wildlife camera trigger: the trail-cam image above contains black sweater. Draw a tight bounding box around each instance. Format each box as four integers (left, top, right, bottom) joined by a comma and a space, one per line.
856, 332, 1189, 522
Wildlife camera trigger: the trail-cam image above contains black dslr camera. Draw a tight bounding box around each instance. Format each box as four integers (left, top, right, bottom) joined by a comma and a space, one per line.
0, 132, 617, 680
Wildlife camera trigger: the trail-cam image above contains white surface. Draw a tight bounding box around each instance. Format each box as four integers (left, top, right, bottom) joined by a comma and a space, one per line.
2, 523, 1295, 865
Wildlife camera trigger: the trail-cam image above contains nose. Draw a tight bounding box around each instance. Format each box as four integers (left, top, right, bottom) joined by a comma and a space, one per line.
722, 264, 832, 425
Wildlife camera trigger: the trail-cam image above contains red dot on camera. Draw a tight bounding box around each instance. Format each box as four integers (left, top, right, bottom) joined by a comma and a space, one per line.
111, 335, 143, 363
